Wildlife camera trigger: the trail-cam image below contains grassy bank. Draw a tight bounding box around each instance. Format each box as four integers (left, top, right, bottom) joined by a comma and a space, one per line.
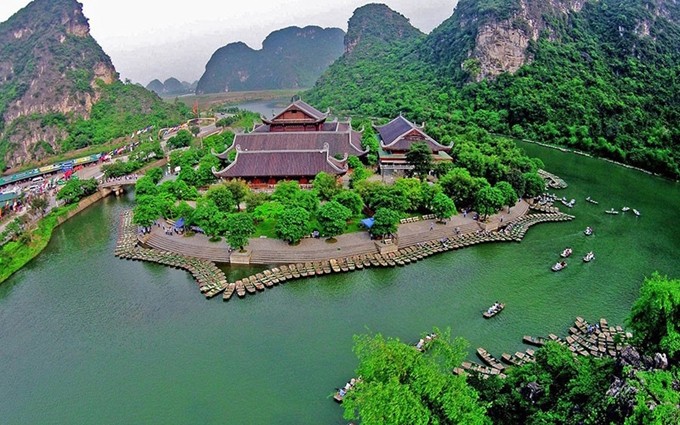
0, 205, 77, 285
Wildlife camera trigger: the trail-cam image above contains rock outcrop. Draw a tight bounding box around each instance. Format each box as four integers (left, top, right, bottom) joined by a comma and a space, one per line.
195, 26, 345, 94
0, 0, 118, 168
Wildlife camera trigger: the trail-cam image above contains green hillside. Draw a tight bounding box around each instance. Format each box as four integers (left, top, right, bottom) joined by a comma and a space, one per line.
307, 0, 680, 178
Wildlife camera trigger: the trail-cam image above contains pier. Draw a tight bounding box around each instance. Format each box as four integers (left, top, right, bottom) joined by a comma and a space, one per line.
115, 204, 574, 301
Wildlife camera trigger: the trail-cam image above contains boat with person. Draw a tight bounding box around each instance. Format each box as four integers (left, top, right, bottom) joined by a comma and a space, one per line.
560, 247, 573, 258
414, 333, 438, 351
583, 251, 595, 262
584, 226, 593, 236
552, 261, 567, 272
483, 302, 505, 318
333, 377, 360, 403
605, 208, 619, 215
585, 196, 599, 204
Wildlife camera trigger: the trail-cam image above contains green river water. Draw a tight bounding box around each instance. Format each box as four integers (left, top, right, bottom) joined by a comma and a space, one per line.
0, 142, 679, 424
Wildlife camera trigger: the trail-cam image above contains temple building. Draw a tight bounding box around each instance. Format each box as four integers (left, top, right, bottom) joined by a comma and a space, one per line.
213, 100, 366, 186
375, 115, 453, 177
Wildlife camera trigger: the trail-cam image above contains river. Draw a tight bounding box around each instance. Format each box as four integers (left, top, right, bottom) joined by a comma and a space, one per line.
0, 142, 678, 424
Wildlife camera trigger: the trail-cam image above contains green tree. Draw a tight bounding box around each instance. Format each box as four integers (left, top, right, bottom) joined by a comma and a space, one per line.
494, 181, 518, 211
146, 167, 164, 184
430, 192, 456, 222
313, 172, 341, 201
475, 186, 504, 219
349, 166, 370, 188
167, 129, 193, 149
333, 190, 364, 216
223, 179, 249, 211
342, 329, 488, 424
134, 176, 158, 197
272, 181, 301, 205
192, 200, 224, 241
206, 184, 235, 212
405, 142, 434, 181
275, 207, 311, 244
29, 195, 48, 217
224, 213, 255, 251
370, 208, 401, 237
317, 201, 352, 239
627, 272, 680, 360
133, 197, 160, 227
245, 191, 270, 213
523, 172, 545, 197
294, 190, 320, 213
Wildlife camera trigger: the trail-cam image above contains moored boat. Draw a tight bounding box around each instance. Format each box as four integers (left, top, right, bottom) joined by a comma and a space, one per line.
583, 251, 595, 262
560, 247, 573, 258
523, 335, 547, 346
552, 261, 567, 272
483, 302, 505, 318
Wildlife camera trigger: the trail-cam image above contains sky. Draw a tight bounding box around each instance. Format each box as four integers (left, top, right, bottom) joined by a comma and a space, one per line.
0, 0, 458, 85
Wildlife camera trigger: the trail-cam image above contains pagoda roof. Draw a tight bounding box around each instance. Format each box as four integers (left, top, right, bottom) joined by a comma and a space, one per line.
261, 100, 329, 125
213, 148, 348, 178
214, 129, 367, 159
375, 115, 451, 152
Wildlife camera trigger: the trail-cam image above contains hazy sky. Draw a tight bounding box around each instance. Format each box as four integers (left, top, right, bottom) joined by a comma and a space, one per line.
0, 0, 457, 85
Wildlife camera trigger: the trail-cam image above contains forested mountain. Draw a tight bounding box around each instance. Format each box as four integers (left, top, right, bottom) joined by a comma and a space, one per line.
0, 0, 188, 171
196, 26, 345, 94
146, 78, 196, 96
307, 0, 680, 178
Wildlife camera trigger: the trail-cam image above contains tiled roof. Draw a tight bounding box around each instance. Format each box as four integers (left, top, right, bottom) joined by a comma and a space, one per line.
214, 130, 367, 159
264, 100, 329, 124
375, 115, 451, 152
213, 150, 348, 178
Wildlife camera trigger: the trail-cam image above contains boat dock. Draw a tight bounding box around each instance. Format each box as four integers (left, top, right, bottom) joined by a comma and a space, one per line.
115, 206, 574, 302
115, 211, 228, 297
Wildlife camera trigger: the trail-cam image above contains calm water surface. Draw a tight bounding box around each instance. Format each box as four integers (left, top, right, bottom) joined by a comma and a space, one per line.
0, 143, 679, 424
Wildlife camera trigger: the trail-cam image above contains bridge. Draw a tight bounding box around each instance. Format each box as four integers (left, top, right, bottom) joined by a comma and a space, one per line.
99, 176, 139, 197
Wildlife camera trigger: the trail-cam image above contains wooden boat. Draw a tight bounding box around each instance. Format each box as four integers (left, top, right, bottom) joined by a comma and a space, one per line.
477, 347, 505, 371
584, 227, 593, 236
483, 303, 505, 318
560, 247, 573, 258
604, 208, 619, 215
583, 251, 595, 262
551, 261, 567, 272
523, 335, 547, 346
333, 377, 360, 403
586, 196, 599, 204
414, 333, 438, 351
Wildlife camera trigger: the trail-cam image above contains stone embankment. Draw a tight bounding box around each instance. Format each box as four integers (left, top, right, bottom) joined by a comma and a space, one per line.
219, 211, 574, 301
115, 211, 227, 295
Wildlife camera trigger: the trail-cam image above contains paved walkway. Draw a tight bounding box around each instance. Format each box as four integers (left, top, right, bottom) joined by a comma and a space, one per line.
142, 200, 530, 265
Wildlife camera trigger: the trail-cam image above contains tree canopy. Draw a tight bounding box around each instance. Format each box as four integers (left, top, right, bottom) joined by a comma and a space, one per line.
342, 329, 488, 425
627, 272, 680, 360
